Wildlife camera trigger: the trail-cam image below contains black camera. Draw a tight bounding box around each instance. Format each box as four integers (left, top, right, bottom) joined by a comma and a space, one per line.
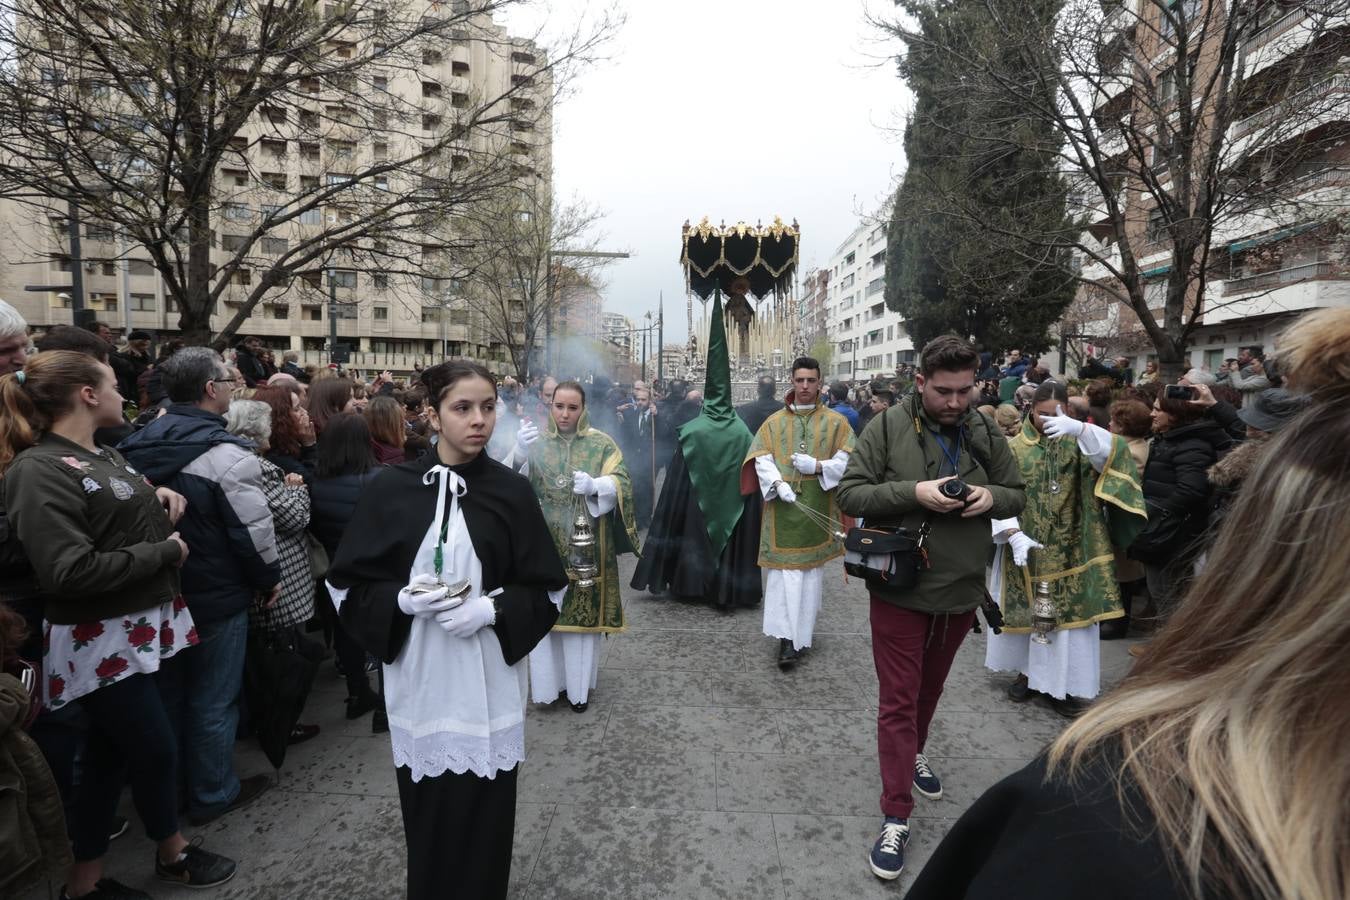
939, 478, 971, 503
1164, 384, 1196, 401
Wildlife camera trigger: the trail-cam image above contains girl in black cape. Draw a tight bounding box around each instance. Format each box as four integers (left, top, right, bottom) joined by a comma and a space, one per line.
326, 361, 568, 900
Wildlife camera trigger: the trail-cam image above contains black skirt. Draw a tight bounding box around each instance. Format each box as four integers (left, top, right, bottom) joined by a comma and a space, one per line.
630, 445, 762, 611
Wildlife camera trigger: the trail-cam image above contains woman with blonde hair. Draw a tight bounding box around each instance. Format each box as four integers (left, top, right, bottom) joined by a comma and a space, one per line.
903, 316, 1350, 899
366, 394, 408, 465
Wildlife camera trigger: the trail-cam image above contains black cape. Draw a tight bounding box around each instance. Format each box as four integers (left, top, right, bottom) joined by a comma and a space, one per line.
629, 444, 761, 611
327, 450, 568, 666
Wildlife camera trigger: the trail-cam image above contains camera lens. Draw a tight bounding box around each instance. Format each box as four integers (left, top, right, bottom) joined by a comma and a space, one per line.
939, 478, 971, 502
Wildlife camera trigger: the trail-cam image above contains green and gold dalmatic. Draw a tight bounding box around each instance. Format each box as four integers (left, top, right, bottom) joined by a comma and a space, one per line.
527, 410, 638, 633
997, 418, 1146, 631
743, 401, 855, 569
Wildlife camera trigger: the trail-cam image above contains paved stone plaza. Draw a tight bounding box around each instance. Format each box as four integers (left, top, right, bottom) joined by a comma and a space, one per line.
32, 554, 1138, 899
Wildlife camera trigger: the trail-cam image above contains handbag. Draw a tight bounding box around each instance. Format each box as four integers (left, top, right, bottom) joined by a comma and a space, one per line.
843, 521, 931, 593
1126, 505, 1189, 564
305, 532, 330, 580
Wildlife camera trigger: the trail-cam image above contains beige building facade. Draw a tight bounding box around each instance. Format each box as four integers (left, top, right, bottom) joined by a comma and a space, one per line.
0, 4, 551, 378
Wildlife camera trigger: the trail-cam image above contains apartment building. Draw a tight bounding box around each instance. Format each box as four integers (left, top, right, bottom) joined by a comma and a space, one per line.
0, 3, 551, 378
823, 218, 916, 381
800, 267, 830, 353
600, 311, 637, 363
1074, 0, 1349, 370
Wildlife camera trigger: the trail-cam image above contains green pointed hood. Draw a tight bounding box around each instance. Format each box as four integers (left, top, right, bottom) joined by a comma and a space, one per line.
677, 291, 753, 556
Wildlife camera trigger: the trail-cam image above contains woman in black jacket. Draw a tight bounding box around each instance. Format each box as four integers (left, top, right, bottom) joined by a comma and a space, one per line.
309, 413, 381, 721
1136, 391, 1227, 620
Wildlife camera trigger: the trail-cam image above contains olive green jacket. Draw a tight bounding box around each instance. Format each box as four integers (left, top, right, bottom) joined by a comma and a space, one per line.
837, 398, 1026, 615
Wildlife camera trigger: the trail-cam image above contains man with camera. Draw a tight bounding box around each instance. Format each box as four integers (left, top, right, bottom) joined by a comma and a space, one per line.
837, 334, 1026, 882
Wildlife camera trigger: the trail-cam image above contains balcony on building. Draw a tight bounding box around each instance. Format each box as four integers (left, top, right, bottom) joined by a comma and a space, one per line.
1239, 3, 1349, 80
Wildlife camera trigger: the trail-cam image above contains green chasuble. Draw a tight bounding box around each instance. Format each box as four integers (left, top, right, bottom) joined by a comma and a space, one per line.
526, 410, 639, 634
998, 418, 1147, 632
744, 401, 856, 569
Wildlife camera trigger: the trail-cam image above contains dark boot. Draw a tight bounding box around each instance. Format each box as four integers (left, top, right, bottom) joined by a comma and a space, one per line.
1006, 674, 1035, 703
777, 638, 799, 669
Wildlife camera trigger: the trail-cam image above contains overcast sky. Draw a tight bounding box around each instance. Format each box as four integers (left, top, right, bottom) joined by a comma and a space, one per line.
503, 0, 912, 342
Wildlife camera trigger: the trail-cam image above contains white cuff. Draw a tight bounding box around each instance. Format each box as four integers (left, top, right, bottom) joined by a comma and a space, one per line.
991, 517, 1021, 542
325, 579, 350, 613
547, 586, 567, 611
753, 455, 782, 500
1077, 422, 1114, 471
584, 475, 619, 517
818, 450, 850, 491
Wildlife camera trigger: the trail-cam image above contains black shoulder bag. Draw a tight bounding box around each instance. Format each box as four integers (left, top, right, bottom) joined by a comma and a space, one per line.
842, 405, 931, 594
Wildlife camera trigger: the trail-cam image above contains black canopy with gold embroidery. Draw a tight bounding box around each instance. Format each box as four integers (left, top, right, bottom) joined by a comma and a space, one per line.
681, 217, 800, 301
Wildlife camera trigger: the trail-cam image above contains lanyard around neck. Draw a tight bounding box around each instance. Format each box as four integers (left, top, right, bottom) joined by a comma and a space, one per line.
926, 425, 962, 476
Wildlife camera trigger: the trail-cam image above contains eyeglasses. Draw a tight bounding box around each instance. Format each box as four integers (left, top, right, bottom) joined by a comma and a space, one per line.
211, 377, 238, 386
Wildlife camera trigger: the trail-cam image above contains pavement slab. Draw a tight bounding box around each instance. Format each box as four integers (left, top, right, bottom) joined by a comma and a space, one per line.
22, 551, 1143, 899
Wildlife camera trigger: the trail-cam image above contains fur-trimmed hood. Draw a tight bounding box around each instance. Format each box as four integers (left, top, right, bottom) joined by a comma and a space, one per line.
1207, 437, 1266, 489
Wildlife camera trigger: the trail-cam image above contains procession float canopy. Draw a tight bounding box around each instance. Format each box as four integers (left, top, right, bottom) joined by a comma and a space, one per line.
680, 217, 800, 302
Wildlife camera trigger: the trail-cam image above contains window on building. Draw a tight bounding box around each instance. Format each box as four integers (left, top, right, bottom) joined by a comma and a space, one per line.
233, 269, 251, 285
423, 50, 443, 67
221, 234, 247, 251
220, 168, 248, 187
373, 273, 388, 290
452, 61, 470, 77
328, 139, 355, 159
844, 251, 856, 266
421, 306, 441, 323
373, 75, 388, 92
129, 293, 155, 311
335, 303, 357, 319
422, 114, 442, 131
223, 203, 250, 222
300, 141, 320, 162
330, 269, 357, 289
304, 307, 322, 321
298, 110, 319, 130
299, 209, 321, 225
99, 261, 115, 276
373, 109, 390, 129
451, 91, 470, 109
261, 237, 289, 255
268, 305, 289, 320
422, 275, 442, 293
449, 309, 469, 326
840, 273, 855, 289
373, 306, 388, 320
326, 173, 353, 186
373, 142, 388, 160
299, 175, 319, 193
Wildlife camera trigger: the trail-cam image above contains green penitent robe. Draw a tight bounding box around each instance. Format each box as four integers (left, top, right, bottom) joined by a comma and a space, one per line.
526, 412, 639, 634
744, 401, 855, 569
997, 418, 1147, 632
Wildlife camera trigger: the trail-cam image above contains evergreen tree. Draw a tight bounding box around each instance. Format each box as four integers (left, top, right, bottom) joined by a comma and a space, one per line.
886, 0, 1076, 355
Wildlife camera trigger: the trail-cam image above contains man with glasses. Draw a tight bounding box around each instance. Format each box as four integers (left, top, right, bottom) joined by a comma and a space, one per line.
119, 348, 280, 826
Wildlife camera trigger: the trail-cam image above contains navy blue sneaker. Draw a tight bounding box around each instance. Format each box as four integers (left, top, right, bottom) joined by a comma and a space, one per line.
913, 752, 943, 800
869, 816, 909, 880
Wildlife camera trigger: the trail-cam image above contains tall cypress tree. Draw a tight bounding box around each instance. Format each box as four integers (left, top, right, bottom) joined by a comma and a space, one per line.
886, 0, 1076, 354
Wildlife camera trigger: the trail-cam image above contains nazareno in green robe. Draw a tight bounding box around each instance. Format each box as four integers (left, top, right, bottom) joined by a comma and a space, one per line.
525, 409, 639, 634
743, 399, 855, 569
996, 418, 1146, 632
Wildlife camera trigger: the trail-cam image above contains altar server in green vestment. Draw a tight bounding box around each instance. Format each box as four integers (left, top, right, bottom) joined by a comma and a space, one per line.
744, 357, 856, 668
985, 381, 1146, 715
524, 381, 639, 712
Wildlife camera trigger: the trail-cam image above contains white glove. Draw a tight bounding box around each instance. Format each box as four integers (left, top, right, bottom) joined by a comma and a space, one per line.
514, 420, 539, 457
397, 574, 454, 617
791, 452, 818, 475
572, 470, 595, 496
774, 482, 797, 504
1008, 531, 1044, 567
434, 593, 496, 637
1041, 404, 1085, 440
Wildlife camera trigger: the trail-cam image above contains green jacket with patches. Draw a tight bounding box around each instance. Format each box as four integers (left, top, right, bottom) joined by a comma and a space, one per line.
837, 397, 1026, 615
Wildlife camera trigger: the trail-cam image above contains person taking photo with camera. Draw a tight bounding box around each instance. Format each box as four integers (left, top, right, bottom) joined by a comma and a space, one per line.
837, 334, 1026, 883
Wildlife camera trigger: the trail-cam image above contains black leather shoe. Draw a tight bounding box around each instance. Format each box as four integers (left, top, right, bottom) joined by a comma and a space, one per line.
61, 878, 151, 900
345, 690, 379, 720
1045, 695, 1091, 719
777, 638, 800, 669
569, 700, 589, 713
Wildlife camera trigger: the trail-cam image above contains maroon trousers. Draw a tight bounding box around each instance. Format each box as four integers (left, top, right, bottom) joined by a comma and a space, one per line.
870, 596, 975, 819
